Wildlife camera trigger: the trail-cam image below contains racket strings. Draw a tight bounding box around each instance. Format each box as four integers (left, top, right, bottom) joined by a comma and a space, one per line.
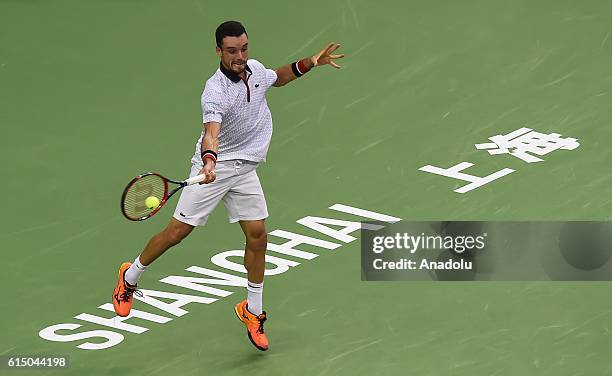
122, 175, 166, 220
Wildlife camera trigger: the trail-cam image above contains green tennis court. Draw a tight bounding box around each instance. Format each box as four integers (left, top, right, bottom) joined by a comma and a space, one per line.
2, 0, 612, 374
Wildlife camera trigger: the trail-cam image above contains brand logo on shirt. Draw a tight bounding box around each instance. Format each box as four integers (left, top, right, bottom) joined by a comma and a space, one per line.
254, 83, 260, 88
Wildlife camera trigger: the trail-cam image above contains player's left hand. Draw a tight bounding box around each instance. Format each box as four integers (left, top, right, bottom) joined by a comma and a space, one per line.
311, 43, 345, 69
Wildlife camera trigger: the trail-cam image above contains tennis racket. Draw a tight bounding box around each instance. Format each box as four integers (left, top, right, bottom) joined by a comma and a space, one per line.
120, 172, 205, 221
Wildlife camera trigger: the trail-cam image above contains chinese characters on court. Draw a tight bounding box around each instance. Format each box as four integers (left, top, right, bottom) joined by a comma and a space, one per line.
418, 128, 580, 193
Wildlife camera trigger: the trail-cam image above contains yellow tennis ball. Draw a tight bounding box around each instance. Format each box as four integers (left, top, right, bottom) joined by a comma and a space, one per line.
145, 196, 160, 209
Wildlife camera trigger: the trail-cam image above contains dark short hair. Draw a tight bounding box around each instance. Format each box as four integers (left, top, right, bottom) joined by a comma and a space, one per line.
215, 21, 247, 48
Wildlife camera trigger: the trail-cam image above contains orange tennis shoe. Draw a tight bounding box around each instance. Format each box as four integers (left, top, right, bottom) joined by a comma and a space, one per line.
112, 262, 139, 317
234, 300, 269, 351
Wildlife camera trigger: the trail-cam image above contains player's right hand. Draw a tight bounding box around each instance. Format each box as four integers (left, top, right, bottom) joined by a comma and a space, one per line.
198, 161, 216, 184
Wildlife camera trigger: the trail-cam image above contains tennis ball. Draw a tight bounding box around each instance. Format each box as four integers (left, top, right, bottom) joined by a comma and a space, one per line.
145, 196, 160, 210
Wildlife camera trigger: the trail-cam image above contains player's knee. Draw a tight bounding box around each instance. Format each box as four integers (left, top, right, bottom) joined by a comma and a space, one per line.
165, 226, 191, 246
247, 230, 267, 252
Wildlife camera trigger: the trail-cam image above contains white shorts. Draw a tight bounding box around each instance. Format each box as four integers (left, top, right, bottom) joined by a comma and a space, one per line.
173, 160, 268, 226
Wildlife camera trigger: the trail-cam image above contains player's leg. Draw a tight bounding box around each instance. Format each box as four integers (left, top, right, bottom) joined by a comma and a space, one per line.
233, 219, 269, 351
224, 161, 270, 350
112, 218, 194, 317
240, 219, 267, 309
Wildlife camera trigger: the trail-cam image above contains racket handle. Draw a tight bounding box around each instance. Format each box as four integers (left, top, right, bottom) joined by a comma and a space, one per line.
184, 175, 205, 186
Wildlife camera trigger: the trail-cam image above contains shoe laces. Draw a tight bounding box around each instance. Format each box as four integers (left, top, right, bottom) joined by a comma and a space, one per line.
256, 312, 267, 334
119, 284, 143, 302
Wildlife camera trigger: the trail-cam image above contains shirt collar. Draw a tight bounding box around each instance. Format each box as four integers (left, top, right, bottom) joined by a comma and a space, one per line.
219, 61, 252, 83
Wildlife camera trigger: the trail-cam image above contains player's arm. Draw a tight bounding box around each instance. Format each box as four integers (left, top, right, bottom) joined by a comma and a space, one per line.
198, 121, 220, 184
273, 43, 344, 87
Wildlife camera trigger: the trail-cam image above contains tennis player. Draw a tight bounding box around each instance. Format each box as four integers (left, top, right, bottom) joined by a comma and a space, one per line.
112, 20, 344, 351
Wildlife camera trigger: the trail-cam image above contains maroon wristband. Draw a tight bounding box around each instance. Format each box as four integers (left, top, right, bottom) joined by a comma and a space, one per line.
297, 58, 312, 74
292, 58, 312, 77
201, 150, 217, 165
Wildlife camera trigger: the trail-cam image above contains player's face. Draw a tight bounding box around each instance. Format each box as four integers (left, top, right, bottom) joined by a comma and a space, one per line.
217, 34, 249, 75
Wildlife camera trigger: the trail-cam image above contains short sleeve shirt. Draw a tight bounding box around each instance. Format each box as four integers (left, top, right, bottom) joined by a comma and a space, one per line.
191, 59, 278, 165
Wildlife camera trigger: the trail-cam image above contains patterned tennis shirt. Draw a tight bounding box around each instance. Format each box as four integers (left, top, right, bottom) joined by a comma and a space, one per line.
191, 59, 278, 165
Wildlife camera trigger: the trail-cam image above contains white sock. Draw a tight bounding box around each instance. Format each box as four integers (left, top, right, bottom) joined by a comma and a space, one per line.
247, 281, 264, 315
124, 256, 147, 286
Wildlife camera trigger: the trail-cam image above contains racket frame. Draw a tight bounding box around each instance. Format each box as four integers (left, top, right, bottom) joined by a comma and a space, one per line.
120, 172, 182, 221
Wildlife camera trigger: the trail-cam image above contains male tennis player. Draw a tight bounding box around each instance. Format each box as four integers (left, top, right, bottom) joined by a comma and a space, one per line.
112, 21, 344, 351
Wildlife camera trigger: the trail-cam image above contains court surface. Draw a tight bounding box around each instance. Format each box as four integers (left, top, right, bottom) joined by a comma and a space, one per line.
1, 0, 612, 375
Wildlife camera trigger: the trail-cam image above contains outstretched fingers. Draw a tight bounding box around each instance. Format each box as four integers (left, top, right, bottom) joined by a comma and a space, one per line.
327, 43, 341, 54
313, 42, 345, 68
